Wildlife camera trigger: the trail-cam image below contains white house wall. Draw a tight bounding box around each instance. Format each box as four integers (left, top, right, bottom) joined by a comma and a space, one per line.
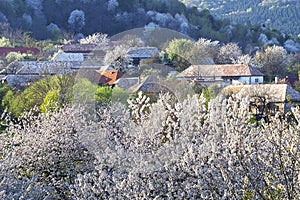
250, 76, 264, 84
237, 76, 264, 85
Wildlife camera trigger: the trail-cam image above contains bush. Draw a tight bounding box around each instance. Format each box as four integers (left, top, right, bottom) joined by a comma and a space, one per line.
40, 89, 60, 113
0, 37, 12, 47
7, 75, 75, 118
0, 83, 13, 113
5, 52, 24, 63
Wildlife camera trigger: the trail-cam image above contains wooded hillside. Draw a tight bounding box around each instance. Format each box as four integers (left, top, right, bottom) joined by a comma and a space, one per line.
0, 0, 297, 50
180, 0, 300, 37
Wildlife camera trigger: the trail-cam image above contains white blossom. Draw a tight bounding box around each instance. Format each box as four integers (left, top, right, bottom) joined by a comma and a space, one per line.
104, 44, 130, 71
1, 88, 299, 199
68, 9, 86, 32
217, 42, 242, 64
107, 0, 119, 12
80, 32, 109, 48
233, 54, 252, 64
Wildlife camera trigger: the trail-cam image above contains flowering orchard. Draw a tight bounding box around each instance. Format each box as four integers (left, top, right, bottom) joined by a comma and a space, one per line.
0, 92, 299, 199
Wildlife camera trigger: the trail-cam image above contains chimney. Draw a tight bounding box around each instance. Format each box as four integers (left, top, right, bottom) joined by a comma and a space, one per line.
275, 76, 278, 84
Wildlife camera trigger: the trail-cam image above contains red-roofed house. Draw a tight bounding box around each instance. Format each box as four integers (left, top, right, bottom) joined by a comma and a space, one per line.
98, 70, 123, 86
177, 64, 264, 86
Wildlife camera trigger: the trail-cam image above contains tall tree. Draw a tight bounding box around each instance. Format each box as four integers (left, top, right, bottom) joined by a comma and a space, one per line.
254, 45, 289, 81
216, 42, 242, 64
68, 9, 86, 33
166, 38, 193, 71
188, 38, 219, 65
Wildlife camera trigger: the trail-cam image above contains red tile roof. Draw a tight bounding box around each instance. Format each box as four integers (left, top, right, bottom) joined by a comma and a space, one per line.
0, 47, 40, 57
98, 70, 123, 85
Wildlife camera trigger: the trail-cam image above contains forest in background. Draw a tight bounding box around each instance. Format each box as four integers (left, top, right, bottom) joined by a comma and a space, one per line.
0, 0, 299, 51
180, 0, 300, 37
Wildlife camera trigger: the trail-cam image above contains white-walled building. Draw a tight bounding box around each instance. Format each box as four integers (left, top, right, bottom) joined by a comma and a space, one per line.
177, 64, 264, 86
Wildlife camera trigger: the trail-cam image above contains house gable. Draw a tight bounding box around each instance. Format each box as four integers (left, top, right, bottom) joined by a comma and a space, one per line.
127, 47, 160, 66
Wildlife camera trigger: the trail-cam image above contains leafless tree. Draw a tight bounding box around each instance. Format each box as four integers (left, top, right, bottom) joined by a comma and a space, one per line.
216, 42, 242, 64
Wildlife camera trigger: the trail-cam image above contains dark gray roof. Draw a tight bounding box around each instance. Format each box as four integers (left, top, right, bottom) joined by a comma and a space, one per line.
114, 77, 140, 90
2, 61, 104, 75
4, 61, 74, 75
127, 47, 159, 58
61, 44, 97, 53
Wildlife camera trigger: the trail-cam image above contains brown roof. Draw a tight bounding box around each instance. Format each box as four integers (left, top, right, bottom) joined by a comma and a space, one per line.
114, 77, 140, 89
222, 84, 300, 102
177, 64, 264, 78
98, 70, 123, 85
0, 47, 40, 57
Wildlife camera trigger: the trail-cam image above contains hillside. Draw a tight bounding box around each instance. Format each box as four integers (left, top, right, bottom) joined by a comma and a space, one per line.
180, 0, 300, 37
0, 0, 298, 53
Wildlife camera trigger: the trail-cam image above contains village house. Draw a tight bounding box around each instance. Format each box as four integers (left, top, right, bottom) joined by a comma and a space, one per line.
115, 74, 193, 101
221, 84, 300, 119
0, 60, 107, 88
62, 43, 97, 54
61, 43, 106, 64
129, 76, 164, 93
177, 64, 264, 86
0, 61, 77, 88
0, 54, 125, 88
98, 70, 123, 86
127, 47, 160, 67
114, 77, 140, 90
